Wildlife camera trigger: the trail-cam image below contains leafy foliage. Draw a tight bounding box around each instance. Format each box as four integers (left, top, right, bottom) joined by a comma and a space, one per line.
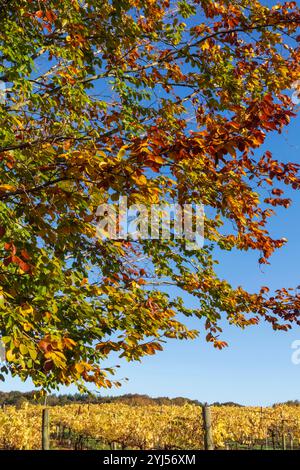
49, 403, 300, 449
0, 0, 299, 390
2, 403, 300, 450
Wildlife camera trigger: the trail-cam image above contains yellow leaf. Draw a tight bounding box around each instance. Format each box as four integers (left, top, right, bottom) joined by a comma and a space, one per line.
0, 184, 16, 192
64, 338, 77, 349
201, 41, 210, 51
28, 348, 37, 360
6, 349, 15, 362
117, 145, 129, 160
75, 363, 85, 373
23, 322, 33, 332
19, 304, 33, 315
132, 174, 147, 186
19, 344, 28, 355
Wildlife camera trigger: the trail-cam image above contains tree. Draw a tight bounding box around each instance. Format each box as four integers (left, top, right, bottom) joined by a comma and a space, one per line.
0, 0, 299, 392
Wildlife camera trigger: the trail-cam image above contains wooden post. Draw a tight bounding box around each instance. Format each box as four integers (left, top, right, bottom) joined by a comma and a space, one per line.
61, 425, 65, 442
56, 423, 61, 441
282, 433, 286, 450
271, 431, 275, 449
202, 404, 214, 450
42, 408, 50, 450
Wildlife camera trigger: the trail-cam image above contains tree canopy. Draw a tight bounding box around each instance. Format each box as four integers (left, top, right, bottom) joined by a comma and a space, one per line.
0, 0, 299, 392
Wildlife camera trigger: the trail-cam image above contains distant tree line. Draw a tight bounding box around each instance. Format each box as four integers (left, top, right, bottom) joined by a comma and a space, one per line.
0, 391, 245, 408
274, 400, 300, 407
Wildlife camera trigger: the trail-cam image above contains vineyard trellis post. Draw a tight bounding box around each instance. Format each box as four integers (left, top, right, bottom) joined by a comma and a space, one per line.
42, 408, 50, 450
282, 432, 286, 450
202, 404, 214, 450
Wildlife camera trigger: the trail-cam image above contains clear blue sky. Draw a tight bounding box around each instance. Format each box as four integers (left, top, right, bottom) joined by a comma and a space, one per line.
3, 104, 299, 406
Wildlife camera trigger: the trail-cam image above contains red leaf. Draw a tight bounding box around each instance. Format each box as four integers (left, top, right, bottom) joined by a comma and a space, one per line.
20, 249, 30, 261
12, 255, 31, 272
44, 360, 54, 372
45, 10, 57, 23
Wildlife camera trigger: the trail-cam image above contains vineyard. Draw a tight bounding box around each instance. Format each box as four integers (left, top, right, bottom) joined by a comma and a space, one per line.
1, 403, 300, 450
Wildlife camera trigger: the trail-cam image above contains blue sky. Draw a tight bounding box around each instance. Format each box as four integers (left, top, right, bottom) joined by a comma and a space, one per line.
4, 108, 299, 406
